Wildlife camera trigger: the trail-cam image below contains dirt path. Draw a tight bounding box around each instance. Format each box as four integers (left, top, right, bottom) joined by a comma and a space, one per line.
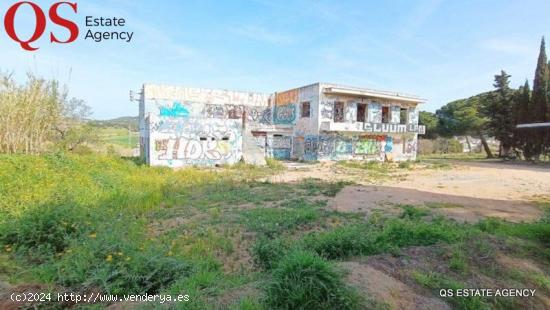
341, 262, 451, 310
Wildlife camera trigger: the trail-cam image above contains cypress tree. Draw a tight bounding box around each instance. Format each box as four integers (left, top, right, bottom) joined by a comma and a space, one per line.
533, 37, 548, 122
531, 37, 549, 158
515, 80, 534, 159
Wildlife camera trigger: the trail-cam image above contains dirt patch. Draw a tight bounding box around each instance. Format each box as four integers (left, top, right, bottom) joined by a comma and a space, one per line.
341, 261, 451, 310
215, 282, 261, 308
267, 161, 550, 223
394, 161, 550, 202
330, 185, 543, 223
495, 254, 545, 275
347, 242, 550, 309
0, 284, 58, 310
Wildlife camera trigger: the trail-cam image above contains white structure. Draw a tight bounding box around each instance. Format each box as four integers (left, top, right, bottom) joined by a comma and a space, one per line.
139, 83, 426, 167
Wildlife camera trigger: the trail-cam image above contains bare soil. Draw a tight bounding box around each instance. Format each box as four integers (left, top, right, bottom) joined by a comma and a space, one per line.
273, 160, 550, 222
341, 242, 550, 310
341, 261, 451, 310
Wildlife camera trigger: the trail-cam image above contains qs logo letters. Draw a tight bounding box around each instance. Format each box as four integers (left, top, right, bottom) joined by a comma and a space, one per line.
3, 1, 79, 51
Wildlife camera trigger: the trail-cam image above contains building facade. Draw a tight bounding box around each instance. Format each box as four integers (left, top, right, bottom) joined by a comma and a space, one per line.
139, 83, 425, 167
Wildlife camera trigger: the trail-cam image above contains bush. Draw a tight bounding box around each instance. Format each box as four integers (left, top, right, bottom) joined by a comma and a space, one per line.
418, 138, 464, 154
251, 237, 289, 270
40, 218, 191, 295
0, 203, 93, 258
265, 250, 361, 309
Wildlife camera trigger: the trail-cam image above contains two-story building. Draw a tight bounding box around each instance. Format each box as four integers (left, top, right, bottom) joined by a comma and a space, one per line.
138, 82, 425, 168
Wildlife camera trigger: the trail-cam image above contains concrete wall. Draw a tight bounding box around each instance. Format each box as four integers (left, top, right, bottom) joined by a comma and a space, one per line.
140, 85, 271, 167
296, 83, 422, 162
139, 83, 424, 167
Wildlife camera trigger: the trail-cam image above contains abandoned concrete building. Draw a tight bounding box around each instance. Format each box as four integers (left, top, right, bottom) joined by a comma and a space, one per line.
139, 83, 426, 167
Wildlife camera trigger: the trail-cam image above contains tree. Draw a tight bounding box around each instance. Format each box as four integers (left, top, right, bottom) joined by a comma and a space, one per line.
436, 93, 494, 158
531, 37, 549, 158
419, 111, 439, 139
0, 72, 94, 154
533, 37, 548, 121
481, 71, 515, 156
514, 80, 535, 159
52, 97, 97, 151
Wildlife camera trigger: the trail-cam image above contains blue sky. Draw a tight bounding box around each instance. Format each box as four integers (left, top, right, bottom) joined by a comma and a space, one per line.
2, 0, 550, 119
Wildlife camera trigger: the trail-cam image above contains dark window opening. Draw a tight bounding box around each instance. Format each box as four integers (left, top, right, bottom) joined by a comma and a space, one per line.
382, 106, 390, 124
222, 137, 229, 141
301, 102, 311, 118
274, 134, 283, 138
357, 103, 367, 122
334, 101, 345, 123
400, 108, 408, 124
200, 137, 208, 141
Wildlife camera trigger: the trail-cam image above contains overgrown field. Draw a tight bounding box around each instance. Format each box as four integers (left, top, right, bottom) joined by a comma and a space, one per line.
0, 154, 548, 309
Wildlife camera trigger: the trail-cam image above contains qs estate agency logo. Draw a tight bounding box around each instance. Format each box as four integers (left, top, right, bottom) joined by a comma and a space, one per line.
2, 1, 134, 51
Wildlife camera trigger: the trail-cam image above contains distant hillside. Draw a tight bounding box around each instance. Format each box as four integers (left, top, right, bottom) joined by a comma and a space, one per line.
90, 116, 139, 129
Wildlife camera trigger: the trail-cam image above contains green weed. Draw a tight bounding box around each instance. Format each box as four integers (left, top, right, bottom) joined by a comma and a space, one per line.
265, 250, 362, 309
302, 216, 468, 260
477, 217, 550, 244
251, 237, 290, 270
412, 271, 490, 310
298, 178, 350, 197
241, 207, 319, 236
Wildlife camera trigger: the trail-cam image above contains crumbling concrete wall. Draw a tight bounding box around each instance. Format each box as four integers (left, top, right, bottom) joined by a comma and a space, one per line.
139, 83, 425, 167
140, 85, 271, 167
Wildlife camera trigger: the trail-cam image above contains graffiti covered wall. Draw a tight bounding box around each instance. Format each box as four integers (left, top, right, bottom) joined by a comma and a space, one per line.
140, 83, 423, 167
149, 111, 243, 167
299, 133, 416, 162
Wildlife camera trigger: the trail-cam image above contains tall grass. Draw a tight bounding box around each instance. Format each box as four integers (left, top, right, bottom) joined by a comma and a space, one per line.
0, 153, 234, 295
265, 250, 362, 309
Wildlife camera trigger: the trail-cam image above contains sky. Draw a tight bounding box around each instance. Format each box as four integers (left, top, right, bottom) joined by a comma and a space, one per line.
2, 0, 550, 119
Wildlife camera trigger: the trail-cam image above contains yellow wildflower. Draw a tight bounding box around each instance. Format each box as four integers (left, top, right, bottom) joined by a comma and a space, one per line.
106, 254, 113, 262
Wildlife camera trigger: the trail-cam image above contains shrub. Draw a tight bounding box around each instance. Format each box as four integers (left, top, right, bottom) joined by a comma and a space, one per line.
419, 138, 464, 154
265, 250, 361, 309
0, 203, 93, 257
41, 218, 191, 295
251, 237, 289, 270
